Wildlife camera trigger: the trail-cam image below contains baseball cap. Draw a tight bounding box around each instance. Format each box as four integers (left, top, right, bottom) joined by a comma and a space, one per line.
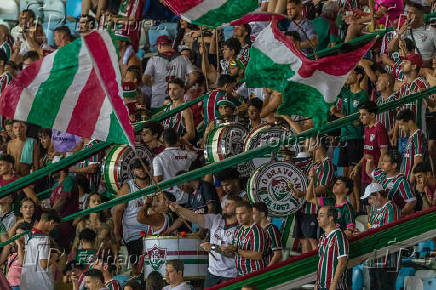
361, 183, 384, 200
217, 96, 236, 108
153, 35, 172, 47
401, 53, 423, 70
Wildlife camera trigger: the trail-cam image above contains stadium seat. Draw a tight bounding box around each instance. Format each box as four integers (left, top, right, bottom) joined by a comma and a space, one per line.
423, 277, 436, 290
355, 215, 369, 232
416, 270, 436, 280
42, 0, 65, 24
404, 276, 424, 290
352, 264, 364, 290
223, 26, 234, 41
43, 21, 64, 47
65, 0, 81, 19
20, 0, 43, 20
396, 267, 417, 290
148, 22, 178, 53
0, 0, 19, 29
113, 275, 131, 286
416, 240, 434, 258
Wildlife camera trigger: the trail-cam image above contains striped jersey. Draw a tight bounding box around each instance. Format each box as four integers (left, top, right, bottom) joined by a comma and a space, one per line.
203, 89, 226, 128
376, 94, 397, 132
238, 44, 251, 67
401, 129, 428, 181
317, 228, 349, 289
371, 168, 416, 209
373, 200, 400, 227
105, 279, 121, 290
320, 197, 355, 231
232, 223, 266, 276
368, 206, 379, 229
367, 201, 400, 268
0, 72, 12, 95
302, 157, 334, 214
386, 59, 404, 82
263, 223, 282, 265
396, 77, 429, 138
162, 103, 185, 137
78, 139, 102, 168
0, 42, 11, 60
118, 0, 144, 20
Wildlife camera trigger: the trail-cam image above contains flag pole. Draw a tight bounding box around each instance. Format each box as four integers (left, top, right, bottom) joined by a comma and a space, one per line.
215, 29, 220, 74
200, 26, 210, 91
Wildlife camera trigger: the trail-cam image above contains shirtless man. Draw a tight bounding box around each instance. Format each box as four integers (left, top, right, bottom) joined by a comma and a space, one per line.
416, 55, 436, 171
7, 121, 39, 176
117, 34, 141, 77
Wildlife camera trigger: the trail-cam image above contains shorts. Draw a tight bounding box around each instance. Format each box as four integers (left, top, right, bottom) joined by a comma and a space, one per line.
293, 212, 318, 239
204, 272, 232, 288
125, 238, 143, 266
426, 112, 436, 140
337, 139, 364, 167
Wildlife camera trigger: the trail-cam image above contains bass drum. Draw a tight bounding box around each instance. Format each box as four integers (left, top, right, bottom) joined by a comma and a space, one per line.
143, 234, 208, 280
244, 123, 299, 175
247, 161, 307, 217
101, 145, 153, 194
204, 122, 251, 177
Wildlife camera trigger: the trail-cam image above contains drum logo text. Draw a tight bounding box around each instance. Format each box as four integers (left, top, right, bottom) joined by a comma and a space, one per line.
147, 245, 167, 271
250, 162, 307, 217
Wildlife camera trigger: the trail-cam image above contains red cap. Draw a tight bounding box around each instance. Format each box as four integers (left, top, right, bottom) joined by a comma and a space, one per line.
154, 35, 172, 47
401, 53, 423, 70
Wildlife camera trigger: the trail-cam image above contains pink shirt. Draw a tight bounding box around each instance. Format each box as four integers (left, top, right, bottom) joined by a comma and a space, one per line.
375, 0, 403, 25
7, 253, 22, 286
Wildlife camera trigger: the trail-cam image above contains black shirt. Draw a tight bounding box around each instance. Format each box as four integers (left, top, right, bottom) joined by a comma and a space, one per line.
187, 180, 221, 214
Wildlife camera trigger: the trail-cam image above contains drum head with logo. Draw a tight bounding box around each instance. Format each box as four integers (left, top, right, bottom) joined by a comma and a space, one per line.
102, 145, 153, 194
248, 161, 307, 217
204, 122, 250, 176
243, 123, 299, 176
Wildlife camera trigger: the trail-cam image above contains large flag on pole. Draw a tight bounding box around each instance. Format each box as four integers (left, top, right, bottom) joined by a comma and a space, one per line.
245, 19, 376, 127
163, 0, 260, 28
0, 30, 135, 146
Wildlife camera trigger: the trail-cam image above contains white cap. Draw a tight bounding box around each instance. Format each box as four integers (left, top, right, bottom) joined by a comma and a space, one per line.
361, 183, 384, 200
296, 152, 310, 158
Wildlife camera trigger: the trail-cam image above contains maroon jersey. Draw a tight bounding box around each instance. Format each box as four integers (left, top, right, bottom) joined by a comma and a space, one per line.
362, 122, 388, 183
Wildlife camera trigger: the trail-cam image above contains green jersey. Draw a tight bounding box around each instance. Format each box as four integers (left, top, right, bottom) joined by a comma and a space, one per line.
338, 87, 369, 141
320, 196, 355, 231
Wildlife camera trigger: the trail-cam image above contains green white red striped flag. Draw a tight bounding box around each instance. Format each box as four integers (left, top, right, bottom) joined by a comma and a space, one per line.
245, 19, 375, 128
0, 30, 135, 146
163, 0, 260, 28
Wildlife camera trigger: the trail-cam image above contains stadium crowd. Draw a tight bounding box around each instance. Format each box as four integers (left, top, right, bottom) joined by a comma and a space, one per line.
0, 0, 435, 289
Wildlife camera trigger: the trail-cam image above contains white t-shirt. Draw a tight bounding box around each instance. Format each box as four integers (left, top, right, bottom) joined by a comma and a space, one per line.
163, 282, 192, 290
153, 147, 196, 203
403, 26, 436, 61
122, 179, 149, 243
236, 82, 265, 101
0, 211, 16, 231
204, 214, 238, 278
21, 233, 53, 290
144, 54, 195, 108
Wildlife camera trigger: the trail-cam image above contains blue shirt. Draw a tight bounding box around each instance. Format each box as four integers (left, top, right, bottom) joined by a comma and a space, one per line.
287, 18, 318, 54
